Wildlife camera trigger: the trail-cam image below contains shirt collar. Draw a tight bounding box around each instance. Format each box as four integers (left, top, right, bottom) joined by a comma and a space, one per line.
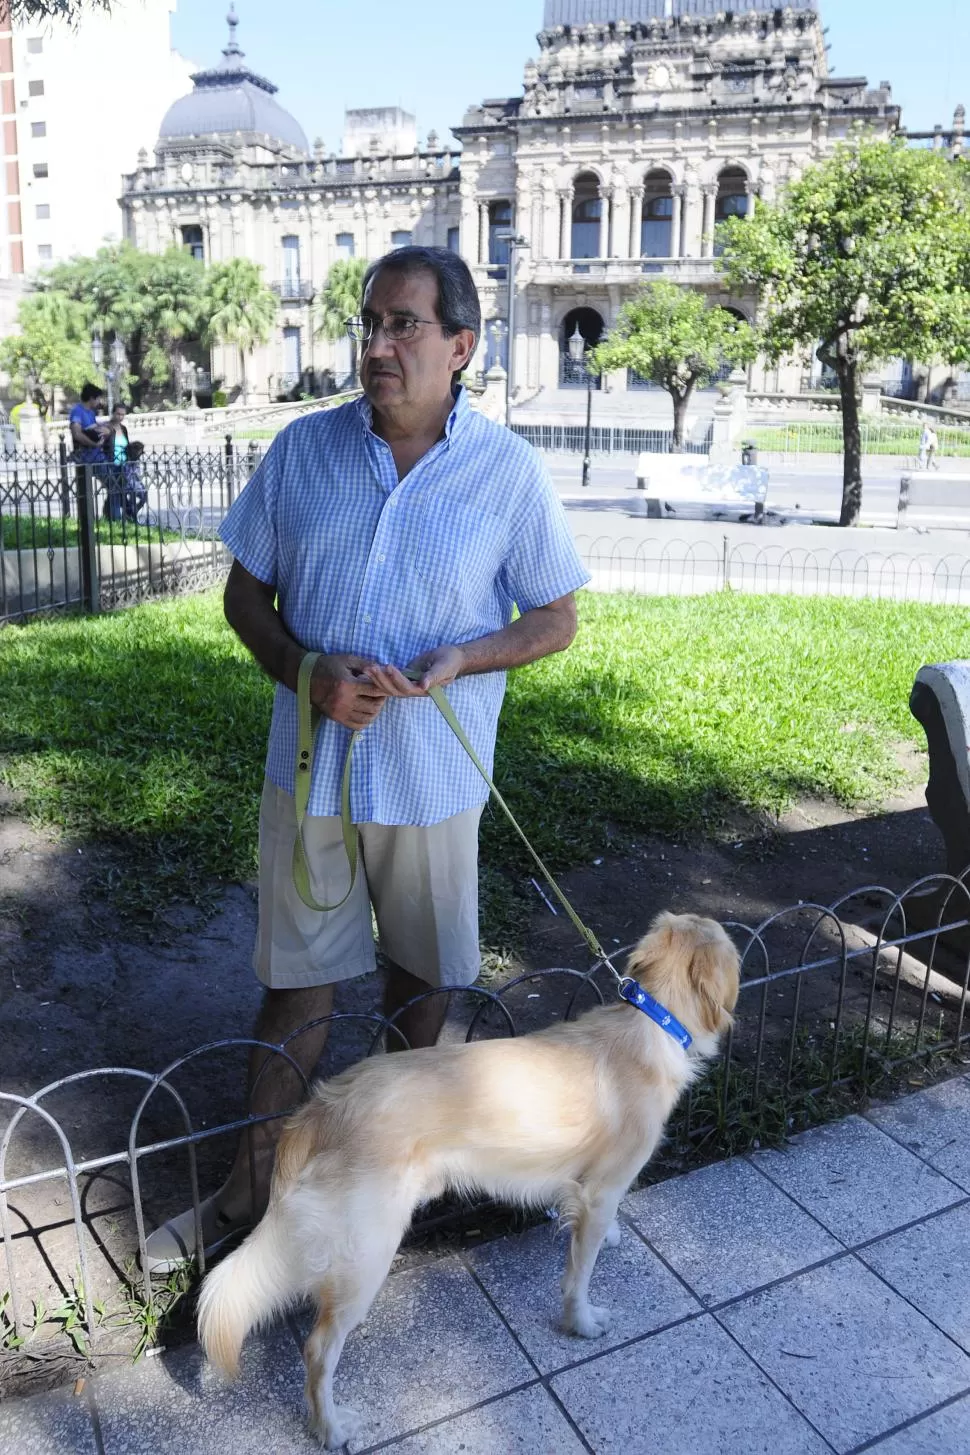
356, 383, 470, 447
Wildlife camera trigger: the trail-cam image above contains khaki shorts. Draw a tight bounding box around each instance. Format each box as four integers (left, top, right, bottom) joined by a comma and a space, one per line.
254, 778, 484, 990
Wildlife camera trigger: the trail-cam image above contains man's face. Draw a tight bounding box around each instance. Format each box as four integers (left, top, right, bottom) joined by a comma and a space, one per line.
359, 267, 474, 419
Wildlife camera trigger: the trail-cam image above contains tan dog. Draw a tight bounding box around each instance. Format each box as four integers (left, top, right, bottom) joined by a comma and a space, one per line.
198, 912, 739, 1449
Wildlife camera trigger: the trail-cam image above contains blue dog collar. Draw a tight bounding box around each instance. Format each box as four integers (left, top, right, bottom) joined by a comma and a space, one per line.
619, 979, 693, 1049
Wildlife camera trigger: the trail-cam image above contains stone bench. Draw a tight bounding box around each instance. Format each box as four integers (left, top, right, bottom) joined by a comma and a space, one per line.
634, 454, 769, 522
898, 474, 970, 530
908, 661, 970, 979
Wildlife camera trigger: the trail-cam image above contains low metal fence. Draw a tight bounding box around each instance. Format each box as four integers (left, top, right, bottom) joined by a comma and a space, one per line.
513, 423, 714, 456
747, 418, 970, 465
0, 440, 261, 626
1, 870, 968, 1368
575, 533, 970, 604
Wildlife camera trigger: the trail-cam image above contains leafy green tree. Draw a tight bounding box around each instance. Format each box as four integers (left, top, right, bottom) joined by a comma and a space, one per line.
717, 139, 970, 526
0, 291, 91, 423
48, 243, 156, 403
146, 248, 209, 402
590, 280, 755, 451
7, 0, 109, 20
315, 257, 369, 380
205, 258, 279, 404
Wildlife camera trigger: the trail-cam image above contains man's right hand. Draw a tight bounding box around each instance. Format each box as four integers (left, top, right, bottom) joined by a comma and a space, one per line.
309, 654, 387, 730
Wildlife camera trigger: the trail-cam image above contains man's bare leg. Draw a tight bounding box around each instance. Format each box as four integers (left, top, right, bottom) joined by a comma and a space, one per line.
383, 962, 448, 1051
217, 982, 336, 1221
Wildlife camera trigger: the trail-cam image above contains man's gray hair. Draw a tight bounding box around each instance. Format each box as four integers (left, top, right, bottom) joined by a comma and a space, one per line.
362, 246, 481, 352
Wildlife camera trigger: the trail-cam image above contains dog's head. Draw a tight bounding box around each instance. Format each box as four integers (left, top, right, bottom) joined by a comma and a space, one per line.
625, 912, 740, 1043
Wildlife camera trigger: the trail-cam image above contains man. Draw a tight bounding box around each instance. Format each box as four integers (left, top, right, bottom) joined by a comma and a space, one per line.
919, 423, 939, 472
69, 383, 108, 464
145, 246, 589, 1270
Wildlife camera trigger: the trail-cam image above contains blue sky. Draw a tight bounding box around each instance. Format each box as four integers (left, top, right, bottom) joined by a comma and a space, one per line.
170, 1, 967, 153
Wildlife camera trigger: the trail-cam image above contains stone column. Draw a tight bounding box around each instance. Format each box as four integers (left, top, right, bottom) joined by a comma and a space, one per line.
628, 187, 643, 258
478, 201, 488, 265
701, 186, 716, 258
671, 188, 684, 259
558, 189, 571, 259
612, 188, 630, 260
599, 187, 612, 260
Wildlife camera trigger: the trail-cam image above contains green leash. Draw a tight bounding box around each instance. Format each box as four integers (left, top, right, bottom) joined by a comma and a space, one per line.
293, 651, 618, 973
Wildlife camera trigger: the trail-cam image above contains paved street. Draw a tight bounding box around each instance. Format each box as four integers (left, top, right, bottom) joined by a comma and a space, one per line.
4, 1078, 970, 1453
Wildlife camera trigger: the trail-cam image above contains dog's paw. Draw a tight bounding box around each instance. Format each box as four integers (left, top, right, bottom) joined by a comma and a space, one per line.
310, 1405, 364, 1450
603, 1220, 622, 1249
564, 1302, 612, 1339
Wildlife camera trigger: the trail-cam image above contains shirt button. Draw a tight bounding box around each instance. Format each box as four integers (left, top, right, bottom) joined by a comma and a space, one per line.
363, 613, 372, 623
377, 553, 386, 563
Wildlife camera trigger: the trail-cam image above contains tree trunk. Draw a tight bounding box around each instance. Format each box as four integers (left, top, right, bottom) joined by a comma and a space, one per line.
837, 357, 863, 527
668, 382, 694, 453
239, 347, 248, 405
128, 330, 145, 407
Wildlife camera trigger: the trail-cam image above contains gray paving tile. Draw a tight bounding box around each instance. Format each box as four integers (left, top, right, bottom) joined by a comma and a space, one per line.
867, 1393, 970, 1454
377, 1385, 585, 1454
752, 1115, 961, 1245
327, 1256, 535, 1452
95, 1331, 319, 1454
0, 1384, 98, 1454
868, 1077, 970, 1193
719, 1256, 970, 1454
624, 1156, 841, 1306
859, 1203, 970, 1355
465, 1219, 698, 1373
552, 1313, 830, 1455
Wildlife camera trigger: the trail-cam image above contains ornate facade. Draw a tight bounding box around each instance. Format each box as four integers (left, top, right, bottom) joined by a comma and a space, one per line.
121, 2, 932, 409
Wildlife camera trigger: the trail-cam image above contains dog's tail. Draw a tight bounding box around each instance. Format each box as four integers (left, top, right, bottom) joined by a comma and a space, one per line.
197, 1200, 305, 1380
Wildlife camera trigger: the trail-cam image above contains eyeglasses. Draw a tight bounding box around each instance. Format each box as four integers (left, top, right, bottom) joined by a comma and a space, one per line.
345, 313, 441, 344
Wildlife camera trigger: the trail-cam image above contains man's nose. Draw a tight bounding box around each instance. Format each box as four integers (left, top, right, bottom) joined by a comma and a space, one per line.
364, 324, 396, 360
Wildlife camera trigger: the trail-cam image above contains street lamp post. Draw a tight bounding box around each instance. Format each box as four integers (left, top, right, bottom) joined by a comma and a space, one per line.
91, 331, 126, 416
567, 322, 592, 489
495, 231, 529, 428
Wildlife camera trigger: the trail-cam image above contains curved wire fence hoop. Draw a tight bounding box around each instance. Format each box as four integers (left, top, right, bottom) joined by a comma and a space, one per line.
3, 871, 970, 1347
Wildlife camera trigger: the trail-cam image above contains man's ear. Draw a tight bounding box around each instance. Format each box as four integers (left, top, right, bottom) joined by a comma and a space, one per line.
450, 328, 477, 374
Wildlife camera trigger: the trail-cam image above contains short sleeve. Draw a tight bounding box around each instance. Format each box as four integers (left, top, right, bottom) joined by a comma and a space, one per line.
500, 455, 590, 613
68, 404, 84, 427
218, 437, 284, 587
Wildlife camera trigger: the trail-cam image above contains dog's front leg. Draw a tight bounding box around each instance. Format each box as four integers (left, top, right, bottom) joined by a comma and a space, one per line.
561, 1188, 622, 1339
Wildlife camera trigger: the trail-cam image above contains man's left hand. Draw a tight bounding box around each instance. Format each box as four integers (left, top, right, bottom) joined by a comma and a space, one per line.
362, 645, 466, 697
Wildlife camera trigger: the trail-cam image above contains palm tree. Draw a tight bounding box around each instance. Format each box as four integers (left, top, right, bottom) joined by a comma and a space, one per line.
314, 257, 368, 383
206, 258, 279, 404
144, 247, 209, 400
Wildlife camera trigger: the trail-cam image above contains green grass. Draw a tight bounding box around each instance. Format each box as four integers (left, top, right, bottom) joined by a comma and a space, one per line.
1, 590, 969, 937
1, 514, 183, 550
750, 421, 970, 457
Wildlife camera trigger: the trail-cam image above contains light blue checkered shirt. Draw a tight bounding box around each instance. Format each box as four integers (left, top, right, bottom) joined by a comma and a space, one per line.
219, 387, 590, 825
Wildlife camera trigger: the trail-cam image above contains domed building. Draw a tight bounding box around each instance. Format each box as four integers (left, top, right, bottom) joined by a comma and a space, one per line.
122, 1, 961, 409
157, 7, 309, 160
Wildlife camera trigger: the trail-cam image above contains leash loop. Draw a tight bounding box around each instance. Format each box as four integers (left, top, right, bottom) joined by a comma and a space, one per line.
293, 654, 624, 982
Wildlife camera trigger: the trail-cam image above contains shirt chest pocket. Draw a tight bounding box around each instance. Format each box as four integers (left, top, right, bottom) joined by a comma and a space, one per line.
406, 512, 507, 616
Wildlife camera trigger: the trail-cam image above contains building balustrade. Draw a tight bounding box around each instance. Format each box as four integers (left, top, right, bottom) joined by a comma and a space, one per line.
271, 278, 315, 302
527, 256, 718, 286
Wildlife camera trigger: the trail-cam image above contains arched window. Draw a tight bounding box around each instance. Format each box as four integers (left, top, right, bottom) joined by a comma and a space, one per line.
641, 171, 674, 258
560, 307, 604, 389
488, 200, 512, 266
714, 168, 749, 256
571, 173, 602, 260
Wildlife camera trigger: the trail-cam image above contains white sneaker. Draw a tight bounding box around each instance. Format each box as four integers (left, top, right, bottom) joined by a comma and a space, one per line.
142, 1194, 251, 1275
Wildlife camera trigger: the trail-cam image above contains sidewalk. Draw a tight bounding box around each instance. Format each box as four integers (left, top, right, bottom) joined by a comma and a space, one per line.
3, 1076, 970, 1454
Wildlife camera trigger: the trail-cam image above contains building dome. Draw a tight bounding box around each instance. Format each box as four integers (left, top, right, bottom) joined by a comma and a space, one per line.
159, 5, 309, 156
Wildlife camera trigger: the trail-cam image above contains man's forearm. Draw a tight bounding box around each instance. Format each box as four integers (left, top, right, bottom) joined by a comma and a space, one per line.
457, 598, 577, 677
224, 569, 304, 694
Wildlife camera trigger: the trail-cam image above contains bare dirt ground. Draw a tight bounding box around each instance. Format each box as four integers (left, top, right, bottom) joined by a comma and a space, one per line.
1, 762, 964, 1398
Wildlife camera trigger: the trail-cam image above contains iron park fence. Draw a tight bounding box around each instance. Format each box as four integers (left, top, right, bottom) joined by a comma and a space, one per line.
1, 870, 968, 1369
513, 422, 714, 456
575, 533, 970, 604
0, 439, 264, 626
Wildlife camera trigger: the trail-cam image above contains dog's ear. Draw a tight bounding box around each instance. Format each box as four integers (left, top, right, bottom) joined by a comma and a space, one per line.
688, 933, 739, 1036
